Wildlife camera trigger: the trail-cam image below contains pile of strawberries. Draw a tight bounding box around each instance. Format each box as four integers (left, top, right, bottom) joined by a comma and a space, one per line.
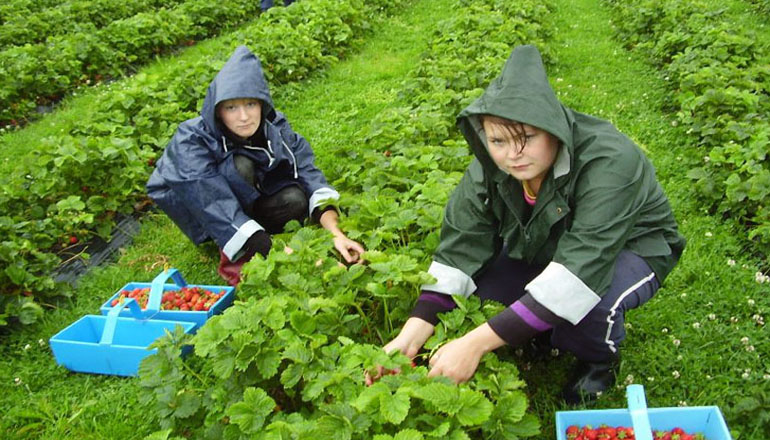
109, 286, 225, 312
566, 425, 705, 440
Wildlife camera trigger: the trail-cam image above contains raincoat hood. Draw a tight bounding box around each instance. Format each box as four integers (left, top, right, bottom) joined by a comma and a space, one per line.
458, 45, 573, 182
200, 45, 275, 137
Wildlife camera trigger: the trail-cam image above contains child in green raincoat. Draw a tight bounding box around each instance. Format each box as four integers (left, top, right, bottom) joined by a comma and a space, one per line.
370, 45, 685, 404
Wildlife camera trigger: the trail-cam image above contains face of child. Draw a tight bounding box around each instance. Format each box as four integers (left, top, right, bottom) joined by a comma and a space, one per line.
482, 119, 559, 188
217, 98, 262, 140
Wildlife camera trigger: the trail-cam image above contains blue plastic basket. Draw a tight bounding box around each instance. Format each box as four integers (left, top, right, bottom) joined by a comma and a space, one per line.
99, 268, 235, 331
50, 298, 195, 376
555, 385, 732, 439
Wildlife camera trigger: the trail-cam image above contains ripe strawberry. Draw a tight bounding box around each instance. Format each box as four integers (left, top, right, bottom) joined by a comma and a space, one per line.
601, 426, 617, 438
583, 428, 598, 440
616, 426, 634, 439
69, 236, 78, 244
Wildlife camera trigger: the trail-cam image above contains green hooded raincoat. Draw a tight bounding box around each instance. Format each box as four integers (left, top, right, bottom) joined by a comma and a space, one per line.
422, 45, 685, 325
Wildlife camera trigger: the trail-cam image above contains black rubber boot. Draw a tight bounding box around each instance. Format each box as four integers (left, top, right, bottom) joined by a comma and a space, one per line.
561, 354, 620, 405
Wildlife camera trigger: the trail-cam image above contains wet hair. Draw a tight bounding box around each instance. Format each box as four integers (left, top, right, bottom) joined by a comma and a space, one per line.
481, 115, 528, 151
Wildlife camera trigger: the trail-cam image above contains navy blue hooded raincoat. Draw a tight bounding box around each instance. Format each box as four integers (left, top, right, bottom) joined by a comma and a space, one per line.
146, 46, 339, 261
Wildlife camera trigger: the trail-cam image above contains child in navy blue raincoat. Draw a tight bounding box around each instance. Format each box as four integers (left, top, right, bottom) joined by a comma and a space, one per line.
147, 46, 364, 285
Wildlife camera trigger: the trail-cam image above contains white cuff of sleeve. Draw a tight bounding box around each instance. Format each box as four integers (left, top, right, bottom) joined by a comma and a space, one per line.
222, 220, 264, 262
309, 187, 340, 217
420, 261, 477, 298
526, 261, 601, 325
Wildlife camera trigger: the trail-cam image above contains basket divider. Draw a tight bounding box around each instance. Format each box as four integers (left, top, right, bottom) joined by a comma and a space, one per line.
626, 384, 654, 440
100, 298, 143, 346
147, 268, 187, 317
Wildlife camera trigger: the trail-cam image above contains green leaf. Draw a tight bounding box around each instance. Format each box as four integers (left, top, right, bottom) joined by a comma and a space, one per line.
256, 349, 281, 379
394, 429, 424, 440
313, 415, 353, 440
212, 353, 236, 379
55, 195, 86, 211
172, 391, 200, 419
18, 301, 43, 325
500, 413, 540, 438
280, 363, 304, 388
491, 391, 527, 424
226, 387, 275, 434
414, 383, 462, 415
263, 303, 286, 330
143, 429, 172, 440
380, 388, 411, 424
447, 429, 471, 440
455, 389, 493, 426
283, 341, 313, 364
5, 265, 27, 285
353, 382, 388, 412
290, 310, 317, 335
425, 421, 451, 437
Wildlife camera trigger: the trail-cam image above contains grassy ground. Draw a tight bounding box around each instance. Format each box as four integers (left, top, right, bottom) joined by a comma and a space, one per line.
1, 0, 768, 438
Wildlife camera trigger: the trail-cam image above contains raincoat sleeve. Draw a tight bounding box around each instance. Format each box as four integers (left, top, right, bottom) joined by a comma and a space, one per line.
421, 159, 502, 297
162, 125, 263, 261
278, 118, 340, 218
526, 142, 651, 325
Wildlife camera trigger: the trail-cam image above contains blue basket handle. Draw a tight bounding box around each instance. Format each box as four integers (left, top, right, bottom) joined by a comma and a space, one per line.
146, 268, 187, 317
100, 297, 143, 346
627, 384, 654, 440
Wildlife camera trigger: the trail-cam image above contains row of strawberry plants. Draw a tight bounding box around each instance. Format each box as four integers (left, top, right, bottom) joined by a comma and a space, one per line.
137, 0, 555, 438
0, 0, 405, 326
0, 0, 261, 126
0, 0, 66, 24
0, 0, 186, 49
603, 0, 770, 257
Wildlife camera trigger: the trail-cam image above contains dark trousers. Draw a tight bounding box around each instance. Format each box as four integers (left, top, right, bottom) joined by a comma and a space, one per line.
234, 155, 308, 234
247, 185, 308, 234
475, 250, 660, 362
261, 0, 294, 11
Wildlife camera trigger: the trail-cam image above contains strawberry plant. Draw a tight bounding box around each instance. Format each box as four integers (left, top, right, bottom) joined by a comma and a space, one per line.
139, 230, 538, 439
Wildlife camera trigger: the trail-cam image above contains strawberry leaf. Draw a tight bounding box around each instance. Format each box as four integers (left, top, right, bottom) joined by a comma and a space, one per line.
455, 389, 493, 426
225, 387, 275, 434
379, 388, 411, 424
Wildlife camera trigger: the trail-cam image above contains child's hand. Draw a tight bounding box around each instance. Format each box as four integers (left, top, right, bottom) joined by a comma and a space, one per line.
427, 336, 482, 384
427, 323, 505, 384
365, 317, 434, 385
333, 236, 365, 263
